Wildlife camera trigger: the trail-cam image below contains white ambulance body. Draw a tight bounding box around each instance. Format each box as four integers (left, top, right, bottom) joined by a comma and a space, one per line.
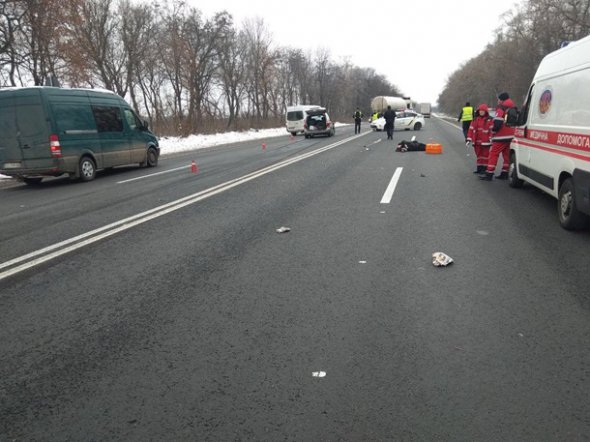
509, 35, 590, 229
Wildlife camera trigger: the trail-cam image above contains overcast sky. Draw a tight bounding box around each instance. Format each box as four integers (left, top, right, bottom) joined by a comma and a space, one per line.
192, 0, 521, 105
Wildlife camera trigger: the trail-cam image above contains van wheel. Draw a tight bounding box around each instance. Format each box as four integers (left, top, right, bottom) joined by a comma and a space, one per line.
23, 177, 43, 185
291, 132, 297, 136
79, 156, 96, 182
508, 152, 524, 188
413, 122, 422, 130
146, 147, 158, 167
558, 177, 588, 230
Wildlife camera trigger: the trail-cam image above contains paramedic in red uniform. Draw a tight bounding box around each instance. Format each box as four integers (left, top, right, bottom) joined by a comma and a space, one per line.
480, 92, 516, 181
466, 103, 493, 174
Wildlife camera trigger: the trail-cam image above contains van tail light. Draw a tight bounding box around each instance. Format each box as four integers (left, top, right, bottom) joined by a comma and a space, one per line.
50, 134, 62, 158
326, 121, 331, 128
304, 122, 308, 129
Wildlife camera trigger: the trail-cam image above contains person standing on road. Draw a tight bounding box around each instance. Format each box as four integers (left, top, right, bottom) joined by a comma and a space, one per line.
458, 102, 474, 141
466, 103, 493, 174
480, 92, 516, 181
353, 108, 363, 134
383, 106, 396, 140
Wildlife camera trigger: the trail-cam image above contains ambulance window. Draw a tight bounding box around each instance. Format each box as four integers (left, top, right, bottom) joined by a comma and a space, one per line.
519, 83, 534, 125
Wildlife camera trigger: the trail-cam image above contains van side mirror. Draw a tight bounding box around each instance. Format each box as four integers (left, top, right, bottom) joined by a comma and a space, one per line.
143, 120, 149, 130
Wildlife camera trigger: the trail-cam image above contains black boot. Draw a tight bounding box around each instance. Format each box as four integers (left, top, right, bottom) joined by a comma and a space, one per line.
496, 171, 509, 180
473, 165, 484, 174
479, 171, 493, 181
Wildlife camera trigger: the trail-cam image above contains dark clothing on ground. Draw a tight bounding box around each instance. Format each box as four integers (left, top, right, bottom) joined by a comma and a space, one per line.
396, 140, 427, 152
383, 109, 396, 139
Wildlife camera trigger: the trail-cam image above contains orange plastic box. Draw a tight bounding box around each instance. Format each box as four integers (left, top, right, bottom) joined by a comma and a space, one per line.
425, 143, 443, 154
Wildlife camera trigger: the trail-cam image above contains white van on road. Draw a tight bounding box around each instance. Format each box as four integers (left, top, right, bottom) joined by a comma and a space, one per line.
286, 105, 321, 135
509, 35, 590, 230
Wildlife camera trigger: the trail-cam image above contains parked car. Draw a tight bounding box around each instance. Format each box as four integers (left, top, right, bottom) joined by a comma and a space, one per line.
286, 105, 321, 135
304, 108, 335, 138
0, 86, 159, 184
370, 110, 425, 131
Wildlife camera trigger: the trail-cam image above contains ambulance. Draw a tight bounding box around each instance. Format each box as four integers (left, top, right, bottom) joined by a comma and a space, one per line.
509, 35, 590, 230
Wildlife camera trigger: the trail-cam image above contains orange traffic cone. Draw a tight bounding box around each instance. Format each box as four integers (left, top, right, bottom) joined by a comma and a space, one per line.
191, 160, 198, 173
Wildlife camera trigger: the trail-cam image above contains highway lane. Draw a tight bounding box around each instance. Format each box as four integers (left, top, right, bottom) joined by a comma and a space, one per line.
1, 118, 589, 440
0, 126, 360, 264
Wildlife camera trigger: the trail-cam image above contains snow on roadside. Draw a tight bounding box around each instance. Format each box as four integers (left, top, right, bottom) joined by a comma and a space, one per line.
0, 123, 349, 181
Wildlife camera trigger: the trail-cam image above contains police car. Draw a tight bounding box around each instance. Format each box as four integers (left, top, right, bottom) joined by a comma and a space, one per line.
370, 110, 425, 131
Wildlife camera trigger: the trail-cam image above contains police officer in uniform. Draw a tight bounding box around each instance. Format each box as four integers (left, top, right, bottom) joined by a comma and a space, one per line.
353, 108, 363, 134
458, 102, 474, 141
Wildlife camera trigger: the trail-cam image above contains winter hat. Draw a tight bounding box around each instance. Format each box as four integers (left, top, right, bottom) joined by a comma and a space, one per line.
498, 92, 510, 101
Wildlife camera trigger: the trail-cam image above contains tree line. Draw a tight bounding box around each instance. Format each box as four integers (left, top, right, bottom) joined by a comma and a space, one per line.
0, 0, 402, 135
438, 0, 590, 115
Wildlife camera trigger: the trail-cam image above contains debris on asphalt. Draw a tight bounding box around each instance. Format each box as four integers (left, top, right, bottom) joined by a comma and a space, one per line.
276, 226, 291, 233
432, 252, 454, 267
420, 173, 426, 177
312, 371, 326, 378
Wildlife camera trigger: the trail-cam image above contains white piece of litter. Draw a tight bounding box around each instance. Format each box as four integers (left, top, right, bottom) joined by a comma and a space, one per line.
276, 226, 291, 233
432, 252, 454, 267
312, 371, 326, 378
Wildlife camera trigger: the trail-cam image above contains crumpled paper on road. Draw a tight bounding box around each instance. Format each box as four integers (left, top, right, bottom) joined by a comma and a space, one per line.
432, 252, 454, 267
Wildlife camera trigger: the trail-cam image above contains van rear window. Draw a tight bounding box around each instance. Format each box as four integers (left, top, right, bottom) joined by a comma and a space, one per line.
287, 111, 304, 121
0, 105, 17, 141
92, 105, 123, 132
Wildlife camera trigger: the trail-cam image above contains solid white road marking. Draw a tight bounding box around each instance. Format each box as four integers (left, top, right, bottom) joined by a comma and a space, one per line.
0, 132, 371, 281
436, 115, 463, 133
117, 165, 189, 184
380, 167, 403, 204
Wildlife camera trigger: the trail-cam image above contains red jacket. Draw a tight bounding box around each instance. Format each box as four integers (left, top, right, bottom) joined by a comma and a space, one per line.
467, 104, 493, 147
491, 98, 516, 141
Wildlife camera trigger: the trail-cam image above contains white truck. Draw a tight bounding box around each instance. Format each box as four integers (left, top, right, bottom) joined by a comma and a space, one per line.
370, 96, 408, 114
419, 102, 431, 117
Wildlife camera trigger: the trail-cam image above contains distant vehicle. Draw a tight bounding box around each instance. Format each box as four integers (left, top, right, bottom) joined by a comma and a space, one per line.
419, 102, 431, 117
0, 86, 159, 184
286, 105, 321, 136
370, 96, 408, 114
370, 110, 425, 131
304, 108, 335, 138
509, 34, 590, 230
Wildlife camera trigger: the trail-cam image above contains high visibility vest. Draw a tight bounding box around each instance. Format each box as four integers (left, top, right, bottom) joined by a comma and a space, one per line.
461, 106, 474, 122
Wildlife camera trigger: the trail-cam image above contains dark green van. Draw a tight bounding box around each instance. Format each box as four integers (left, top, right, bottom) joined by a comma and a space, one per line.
0, 86, 159, 184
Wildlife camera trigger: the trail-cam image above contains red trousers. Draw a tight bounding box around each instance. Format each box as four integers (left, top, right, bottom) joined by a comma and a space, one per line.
486, 140, 510, 173
475, 144, 490, 167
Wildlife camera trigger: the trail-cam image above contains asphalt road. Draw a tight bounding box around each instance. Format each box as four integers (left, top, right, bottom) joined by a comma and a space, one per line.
1, 119, 589, 441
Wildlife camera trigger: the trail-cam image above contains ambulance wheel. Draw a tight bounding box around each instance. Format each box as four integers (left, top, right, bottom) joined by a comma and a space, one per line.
558, 177, 588, 230
291, 132, 297, 136
79, 156, 96, 182
413, 122, 422, 131
508, 153, 524, 188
